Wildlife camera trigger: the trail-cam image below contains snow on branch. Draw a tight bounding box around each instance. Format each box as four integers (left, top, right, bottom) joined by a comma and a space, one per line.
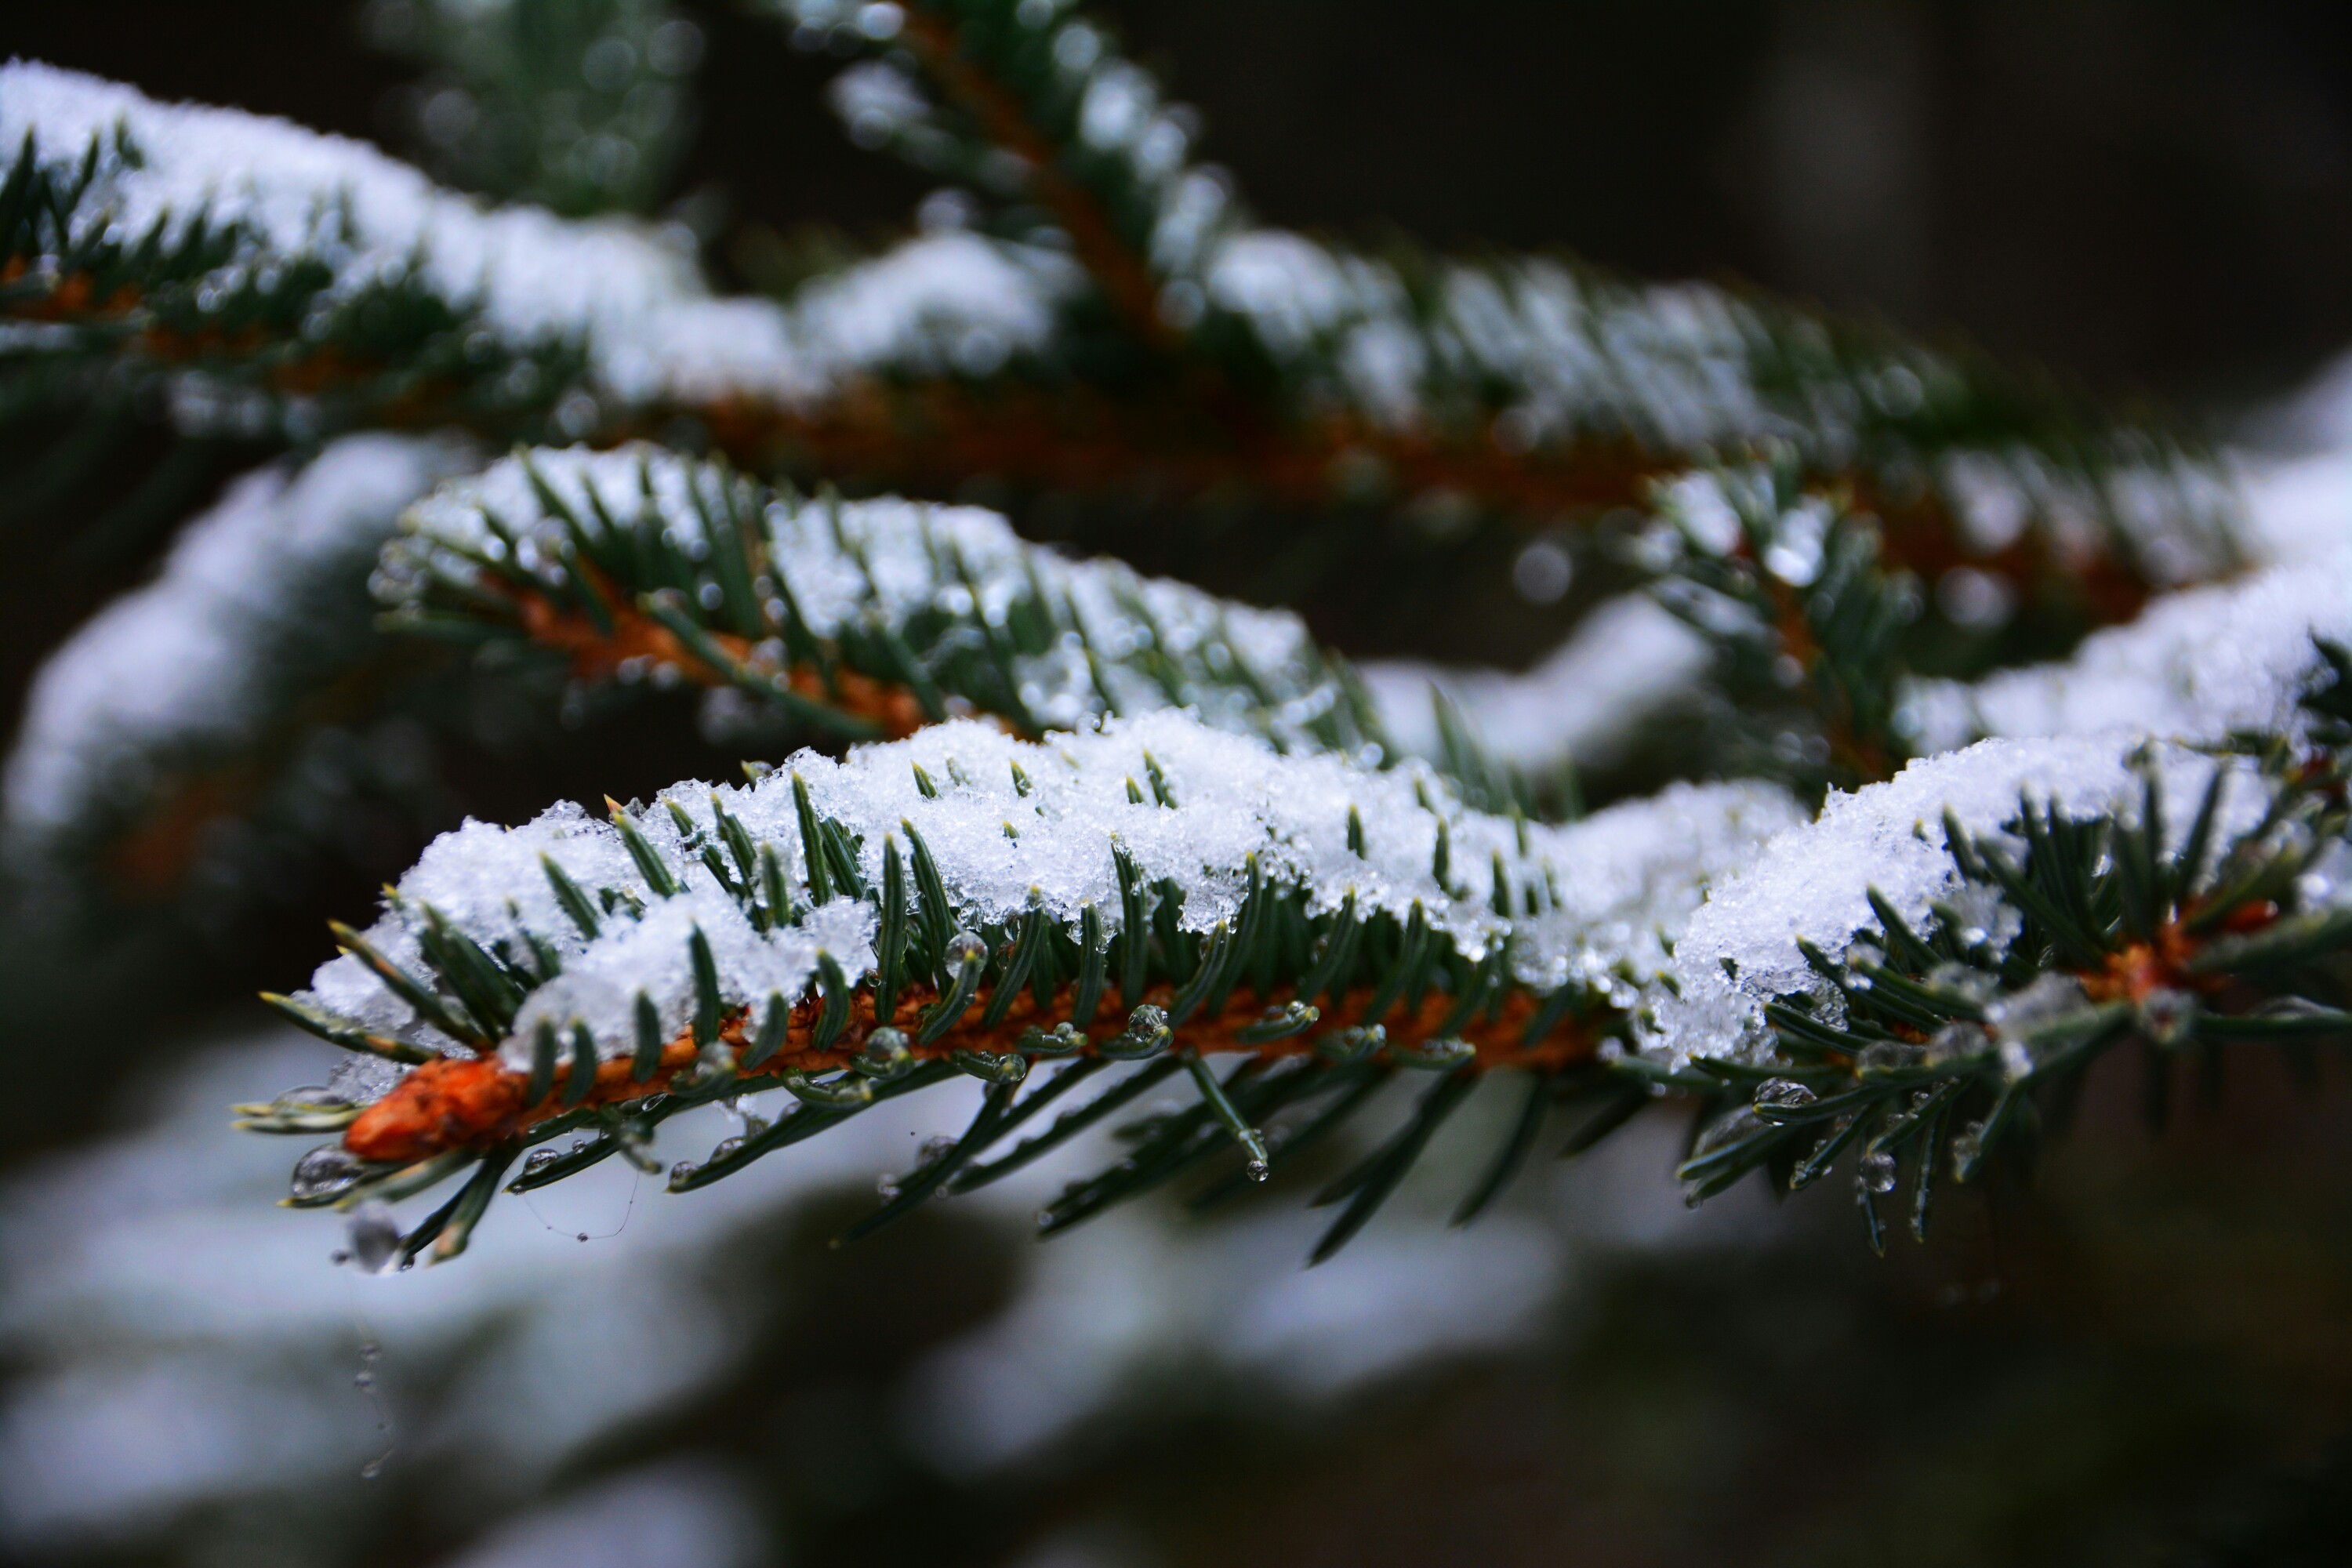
0, 61, 1071, 421
747, 2, 2243, 602
1206, 235, 2245, 588
3, 56, 2248, 622
0, 60, 785, 407
1641, 727, 2350, 1230
379, 443, 1385, 753
789, 229, 1069, 379
297, 710, 1795, 1078
256, 708, 1794, 1260
1645, 731, 2308, 1064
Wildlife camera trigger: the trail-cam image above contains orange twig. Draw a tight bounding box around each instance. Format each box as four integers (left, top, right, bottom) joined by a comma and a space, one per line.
2080, 902, 2279, 1007
345, 979, 1595, 1165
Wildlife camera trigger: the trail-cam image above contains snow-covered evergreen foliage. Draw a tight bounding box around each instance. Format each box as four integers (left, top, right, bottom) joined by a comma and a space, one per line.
1, 3, 2343, 1283
379, 444, 1383, 750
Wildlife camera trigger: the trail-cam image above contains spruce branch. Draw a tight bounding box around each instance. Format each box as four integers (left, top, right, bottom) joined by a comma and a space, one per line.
250, 702, 2352, 1269
248, 710, 1796, 1263
1628, 459, 2352, 798
12, 40, 2330, 1287
0, 103, 591, 445
377, 442, 1389, 758
231, 472, 2352, 1270
0, 64, 1067, 452
771, 1, 2251, 621
3, 60, 2245, 633
1635, 697, 2352, 1242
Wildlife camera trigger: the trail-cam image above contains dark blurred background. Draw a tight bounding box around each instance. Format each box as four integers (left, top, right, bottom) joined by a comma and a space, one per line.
6, 6, 2352, 1567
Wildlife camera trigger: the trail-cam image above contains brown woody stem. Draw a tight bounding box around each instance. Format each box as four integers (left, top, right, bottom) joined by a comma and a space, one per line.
343, 977, 1598, 1165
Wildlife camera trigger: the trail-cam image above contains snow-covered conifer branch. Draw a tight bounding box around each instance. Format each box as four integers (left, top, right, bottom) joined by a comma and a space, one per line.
1609, 452, 2272, 797
17, 26, 2325, 1286
236, 437, 2352, 1269
2, 433, 478, 914
377, 443, 1387, 757
247, 709, 1795, 1264
0, 62, 1068, 444
1193, 234, 2246, 593
765, 0, 2238, 607
2, 56, 2244, 641
1634, 718, 2350, 1247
